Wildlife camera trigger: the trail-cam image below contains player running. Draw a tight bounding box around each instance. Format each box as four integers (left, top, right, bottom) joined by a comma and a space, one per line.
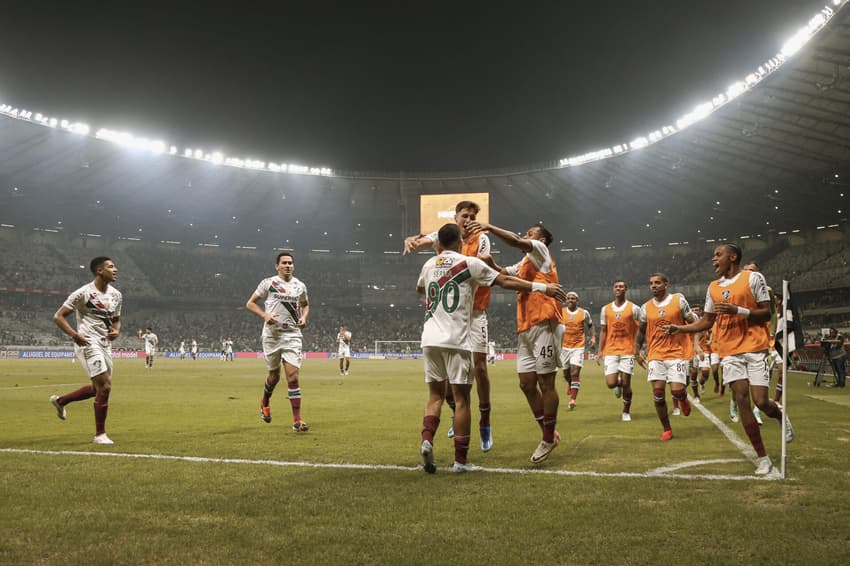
49, 256, 122, 445
597, 280, 640, 421
561, 291, 595, 410
246, 252, 310, 433
667, 244, 794, 475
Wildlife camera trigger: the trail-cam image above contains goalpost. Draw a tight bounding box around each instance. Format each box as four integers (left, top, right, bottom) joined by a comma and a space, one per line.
374, 340, 422, 357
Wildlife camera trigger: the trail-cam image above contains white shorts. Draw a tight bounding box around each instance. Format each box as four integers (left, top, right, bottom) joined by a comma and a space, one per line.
75, 340, 113, 378
721, 351, 770, 388
647, 359, 688, 385
338, 344, 351, 358
769, 349, 783, 367
698, 355, 711, 370
604, 354, 635, 376
263, 332, 303, 370
423, 347, 472, 385
517, 321, 563, 374
560, 347, 585, 369
145, 345, 156, 356
710, 352, 720, 366
469, 310, 489, 354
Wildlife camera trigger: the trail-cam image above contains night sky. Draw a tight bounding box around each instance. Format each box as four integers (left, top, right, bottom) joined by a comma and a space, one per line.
0, 0, 832, 172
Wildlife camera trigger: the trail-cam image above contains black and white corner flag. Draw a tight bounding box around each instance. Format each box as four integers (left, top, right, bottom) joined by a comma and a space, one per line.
777, 280, 801, 358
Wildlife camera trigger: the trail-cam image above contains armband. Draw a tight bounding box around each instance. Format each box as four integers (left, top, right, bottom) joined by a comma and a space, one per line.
531, 282, 546, 293
737, 307, 751, 318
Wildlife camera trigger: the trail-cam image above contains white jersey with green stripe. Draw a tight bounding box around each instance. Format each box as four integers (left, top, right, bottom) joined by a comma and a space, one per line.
254, 275, 309, 338
417, 250, 499, 351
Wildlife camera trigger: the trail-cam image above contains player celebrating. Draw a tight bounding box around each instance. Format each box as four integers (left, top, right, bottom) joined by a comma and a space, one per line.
246, 252, 310, 432
404, 201, 497, 452
467, 219, 565, 465
667, 244, 794, 475
141, 327, 158, 369
417, 223, 566, 473
634, 273, 699, 441
561, 291, 595, 410
336, 324, 352, 375
597, 280, 641, 421
49, 256, 122, 445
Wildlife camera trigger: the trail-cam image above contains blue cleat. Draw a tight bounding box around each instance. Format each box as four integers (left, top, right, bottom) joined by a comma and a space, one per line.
480, 426, 493, 452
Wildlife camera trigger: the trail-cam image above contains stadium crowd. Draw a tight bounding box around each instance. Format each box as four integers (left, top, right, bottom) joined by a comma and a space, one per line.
1, 231, 848, 354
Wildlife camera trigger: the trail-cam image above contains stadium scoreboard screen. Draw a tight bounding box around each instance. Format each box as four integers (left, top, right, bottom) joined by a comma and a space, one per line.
419, 193, 490, 235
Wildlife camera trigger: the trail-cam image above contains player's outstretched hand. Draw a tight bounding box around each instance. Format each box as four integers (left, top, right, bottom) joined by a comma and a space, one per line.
635, 352, 647, 369
547, 284, 567, 303
402, 236, 419, 256
665, 324, 682, 335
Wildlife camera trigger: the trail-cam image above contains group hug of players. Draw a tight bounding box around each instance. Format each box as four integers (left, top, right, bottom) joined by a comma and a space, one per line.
405, 201, 793, 476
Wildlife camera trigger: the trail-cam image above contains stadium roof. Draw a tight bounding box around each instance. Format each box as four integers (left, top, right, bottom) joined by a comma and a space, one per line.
0, 2, 848, 250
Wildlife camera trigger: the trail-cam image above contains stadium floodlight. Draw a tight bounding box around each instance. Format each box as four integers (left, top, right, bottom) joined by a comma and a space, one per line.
557, 2, 843, 170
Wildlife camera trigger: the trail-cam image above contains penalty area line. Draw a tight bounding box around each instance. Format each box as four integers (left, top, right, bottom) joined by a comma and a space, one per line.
0, 448, 780, 481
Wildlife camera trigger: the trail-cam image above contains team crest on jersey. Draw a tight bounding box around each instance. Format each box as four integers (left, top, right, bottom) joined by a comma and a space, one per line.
615, 313, 621, 320
658, 309, 666, 317
270, 280, 289, 295
435, 257, 454, 267
722, 290, 731, 300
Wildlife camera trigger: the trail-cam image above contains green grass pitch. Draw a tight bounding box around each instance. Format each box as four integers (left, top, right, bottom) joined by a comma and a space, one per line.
1, 357, 848, 564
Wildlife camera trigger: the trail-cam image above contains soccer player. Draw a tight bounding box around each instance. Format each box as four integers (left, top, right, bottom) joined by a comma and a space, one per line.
561, 291, 595, 410
417, 223, 566, 473
179, 340, 186, 360
190, 339, 198, 360
666, 244, 794, 475
141, 327, 158, 369
336, 324, 352, 375
49, 256, 122, 445
246, 252, 310, 432
597, 280, 640, 421
466, 219, 565, 464
634, 273, 698, 441
224, 337, 234, 362
487, 340, 497, 365
404, 201, 497, 452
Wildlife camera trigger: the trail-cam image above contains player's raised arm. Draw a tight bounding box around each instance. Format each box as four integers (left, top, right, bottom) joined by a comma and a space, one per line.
467, 221, 534, 253
403, 233, 435, 256
492, 272, 566, 302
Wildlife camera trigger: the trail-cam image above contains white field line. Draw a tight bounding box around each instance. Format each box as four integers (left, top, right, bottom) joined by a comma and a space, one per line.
689, 394, 759, 463
0, 448, 782, 481
0, 383, 79, 391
